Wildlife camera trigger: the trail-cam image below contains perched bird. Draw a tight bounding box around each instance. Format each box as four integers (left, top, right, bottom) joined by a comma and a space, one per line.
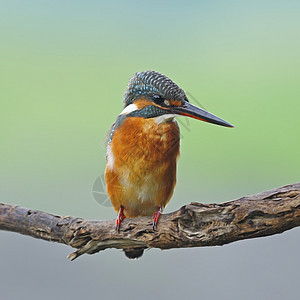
105, 71, 233, 254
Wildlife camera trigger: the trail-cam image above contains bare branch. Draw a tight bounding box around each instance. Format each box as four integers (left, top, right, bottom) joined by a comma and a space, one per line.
1, 182, 300, 260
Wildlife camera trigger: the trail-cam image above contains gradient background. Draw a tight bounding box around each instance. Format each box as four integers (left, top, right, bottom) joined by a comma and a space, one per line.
1, 1, 300, 299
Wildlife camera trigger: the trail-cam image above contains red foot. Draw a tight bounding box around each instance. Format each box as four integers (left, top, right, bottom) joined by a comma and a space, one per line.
116, 206, 126, 232
152, 207, 162, 230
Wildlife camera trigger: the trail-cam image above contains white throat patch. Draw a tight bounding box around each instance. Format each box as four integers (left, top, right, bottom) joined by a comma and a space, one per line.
154, 114, 176, 124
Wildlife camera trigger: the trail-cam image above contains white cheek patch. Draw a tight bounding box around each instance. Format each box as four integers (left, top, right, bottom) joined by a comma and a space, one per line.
154, 114, 176, 124
120, 104, 138, 115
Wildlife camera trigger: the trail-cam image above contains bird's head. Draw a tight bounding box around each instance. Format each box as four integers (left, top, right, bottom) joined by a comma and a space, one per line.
121, 70, 233, 127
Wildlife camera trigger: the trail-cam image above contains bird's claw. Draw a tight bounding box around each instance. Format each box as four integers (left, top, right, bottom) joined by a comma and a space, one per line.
152, 207, 162, 230
115, 206, 126, 232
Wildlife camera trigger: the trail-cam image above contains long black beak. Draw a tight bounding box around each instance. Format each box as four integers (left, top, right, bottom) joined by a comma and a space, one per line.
172, 101, 234, 128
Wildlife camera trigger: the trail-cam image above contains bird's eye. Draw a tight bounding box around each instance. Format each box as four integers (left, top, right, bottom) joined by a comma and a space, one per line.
152, 94, 165, 104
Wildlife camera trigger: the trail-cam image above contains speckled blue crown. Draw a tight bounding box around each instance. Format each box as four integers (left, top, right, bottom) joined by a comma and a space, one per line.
123, 71, 187, 107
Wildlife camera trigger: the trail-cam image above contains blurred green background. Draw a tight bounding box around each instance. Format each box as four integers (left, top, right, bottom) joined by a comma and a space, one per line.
1, 1, 300, 299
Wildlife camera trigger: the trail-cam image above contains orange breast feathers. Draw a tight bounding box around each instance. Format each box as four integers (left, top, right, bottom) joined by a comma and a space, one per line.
105, 116, 180, 218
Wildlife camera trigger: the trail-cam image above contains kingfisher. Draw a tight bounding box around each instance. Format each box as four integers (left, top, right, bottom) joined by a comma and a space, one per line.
105, 71, 233, 236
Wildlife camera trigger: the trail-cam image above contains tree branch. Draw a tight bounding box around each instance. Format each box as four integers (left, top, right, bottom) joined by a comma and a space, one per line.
1, 182, 300, 260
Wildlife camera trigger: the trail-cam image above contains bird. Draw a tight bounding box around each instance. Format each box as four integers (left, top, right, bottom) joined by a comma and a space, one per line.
104, 71, 233, 257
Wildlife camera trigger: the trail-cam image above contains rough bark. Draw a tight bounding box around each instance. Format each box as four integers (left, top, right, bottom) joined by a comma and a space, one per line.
0, 182, 300, 260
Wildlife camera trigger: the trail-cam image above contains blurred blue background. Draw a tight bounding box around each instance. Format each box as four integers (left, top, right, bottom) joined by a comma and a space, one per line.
1, 1, 299, 299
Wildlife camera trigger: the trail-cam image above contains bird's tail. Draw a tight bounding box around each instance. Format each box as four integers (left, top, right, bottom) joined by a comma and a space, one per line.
123, 248, 145, 259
